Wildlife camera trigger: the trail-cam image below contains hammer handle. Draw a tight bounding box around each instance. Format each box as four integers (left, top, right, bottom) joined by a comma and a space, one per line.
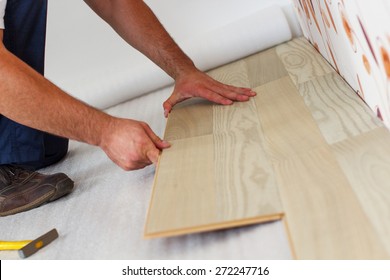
0, 240, 31, 250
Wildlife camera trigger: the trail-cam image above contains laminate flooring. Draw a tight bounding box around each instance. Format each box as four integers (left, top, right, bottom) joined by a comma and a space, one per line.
146, 58, 284, 238
145, 38, 390, 259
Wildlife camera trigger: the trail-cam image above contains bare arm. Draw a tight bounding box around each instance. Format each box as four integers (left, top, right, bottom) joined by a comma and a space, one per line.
0, 29, 169, 170
85, 0, 256, 116
0, 30, 106, 145
85, 0, 194, 80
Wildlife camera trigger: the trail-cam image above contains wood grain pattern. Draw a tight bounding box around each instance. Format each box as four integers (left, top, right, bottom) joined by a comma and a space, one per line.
145, 59, 283, 238
146, 38, 390, 260
254, 75, 388, 259
331, 127, 390, 255
164, 59, 251, 141
274, 147, 388, 259
213, 131, 283, 223
244, 48, 288, 88
297, 73, 383, 144
145, 129, 283, 238
254, 76, 327, 161
207, 59, 250, 88
276, 37, 333, 85
164, 98, 213, 141
145, 135, 216, 237
213, 99, 283, 221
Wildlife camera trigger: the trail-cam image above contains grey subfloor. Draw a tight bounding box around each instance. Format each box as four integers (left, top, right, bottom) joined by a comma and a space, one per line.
0, 86, 292, 260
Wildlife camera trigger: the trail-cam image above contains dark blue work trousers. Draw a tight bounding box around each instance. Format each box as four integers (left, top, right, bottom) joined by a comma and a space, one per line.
1, 0, 68, 170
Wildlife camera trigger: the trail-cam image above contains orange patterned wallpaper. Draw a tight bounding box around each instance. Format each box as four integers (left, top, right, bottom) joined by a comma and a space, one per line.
292, 0, 390, 127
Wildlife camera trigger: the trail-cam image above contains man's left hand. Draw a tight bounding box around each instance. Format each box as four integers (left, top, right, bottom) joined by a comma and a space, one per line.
163, 70, 256, 117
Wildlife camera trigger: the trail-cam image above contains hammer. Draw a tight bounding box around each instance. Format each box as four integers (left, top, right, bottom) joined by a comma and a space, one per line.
0, 229, 59, 258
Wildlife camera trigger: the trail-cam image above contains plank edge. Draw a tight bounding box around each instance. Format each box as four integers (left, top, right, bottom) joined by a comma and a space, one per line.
282, 217, 298, 260
144, 213, 284, 239
143, 149, 165, 238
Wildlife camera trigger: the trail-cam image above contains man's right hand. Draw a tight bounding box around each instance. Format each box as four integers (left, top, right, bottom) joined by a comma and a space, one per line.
1, 29, 170, 172
100, 118, 170, 170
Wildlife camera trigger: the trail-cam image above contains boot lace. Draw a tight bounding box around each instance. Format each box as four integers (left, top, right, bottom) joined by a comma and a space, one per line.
0, 165, 28, 185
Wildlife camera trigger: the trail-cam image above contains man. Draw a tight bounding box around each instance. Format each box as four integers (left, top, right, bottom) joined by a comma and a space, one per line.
0, 0, 255, 216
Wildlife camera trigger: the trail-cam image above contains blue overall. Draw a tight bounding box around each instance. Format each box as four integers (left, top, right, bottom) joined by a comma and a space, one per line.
1, 0, 68, 170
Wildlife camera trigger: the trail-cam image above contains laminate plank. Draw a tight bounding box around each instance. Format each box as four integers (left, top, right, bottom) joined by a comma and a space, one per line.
207, 59, 250, 88
213, 99, 283, 221
213, 98, 257, 133
297, 73, 383, 144
331, 127, 390, 255
212, 134, 283, 227
146, 94, 284, 238
244, 48, 288, 88
147, 39, 389, 259
274, 147, 388, 259
164, 98, 213, 141
145, 135, 216, 237
254, 75, 387, 258
254, 76, 327, 161
276, 37, 333, 85
145, 132, 283, 238
165, 59, 251, 141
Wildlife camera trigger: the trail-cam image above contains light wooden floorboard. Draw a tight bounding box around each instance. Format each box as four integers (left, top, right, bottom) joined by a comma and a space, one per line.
331, 127, 390, 255
145, 127, 283, 238
145, 38, 390, 259
276, 38, 333, 85
254, 75, 388, 259
244, 48, 288, 88
145, 58, 283, 238
207, 59, 250, 88
274, 147, 388, 259
213, 130, 283, 223
165, 58, 251, 141
254, 76, 327, 161
297, 73, 383, 144
145, 135, 216, 237
164, 98, 213, 141
213, 99, 283, 221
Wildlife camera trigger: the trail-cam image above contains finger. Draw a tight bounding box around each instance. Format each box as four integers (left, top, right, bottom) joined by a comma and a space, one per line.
163, 103, 171, 118
212, 83, 255, 101
194, 86, 233, 105
224, 84, 256, 96
163, 91, 181, 117
163, 88, 194, 117
146, 148, 160, 164
130, 146, 156, 167
141, 123, 171, 150
230, 87, 256, 97
120, 159, 149, 171
216, 87, 250, 102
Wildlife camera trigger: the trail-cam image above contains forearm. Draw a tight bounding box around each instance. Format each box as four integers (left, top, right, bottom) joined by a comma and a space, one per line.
85, 0, 198, 79
0, 44, 111, 147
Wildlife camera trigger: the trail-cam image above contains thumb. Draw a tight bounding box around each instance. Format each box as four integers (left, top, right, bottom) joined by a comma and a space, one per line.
163, 87, 191, 117
163, 94, 178, 118
140, 122, 171, 150
146, 148, 160, 164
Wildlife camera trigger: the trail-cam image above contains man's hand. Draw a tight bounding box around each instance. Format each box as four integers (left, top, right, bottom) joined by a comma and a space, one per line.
100, 118, 170, 170
163, 70, 257, 117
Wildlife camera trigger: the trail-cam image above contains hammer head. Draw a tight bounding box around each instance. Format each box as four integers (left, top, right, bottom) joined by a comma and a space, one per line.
18, 229, 59, 258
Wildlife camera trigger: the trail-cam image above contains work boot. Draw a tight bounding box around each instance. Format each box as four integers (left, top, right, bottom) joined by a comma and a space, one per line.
0, 165, 74, 216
